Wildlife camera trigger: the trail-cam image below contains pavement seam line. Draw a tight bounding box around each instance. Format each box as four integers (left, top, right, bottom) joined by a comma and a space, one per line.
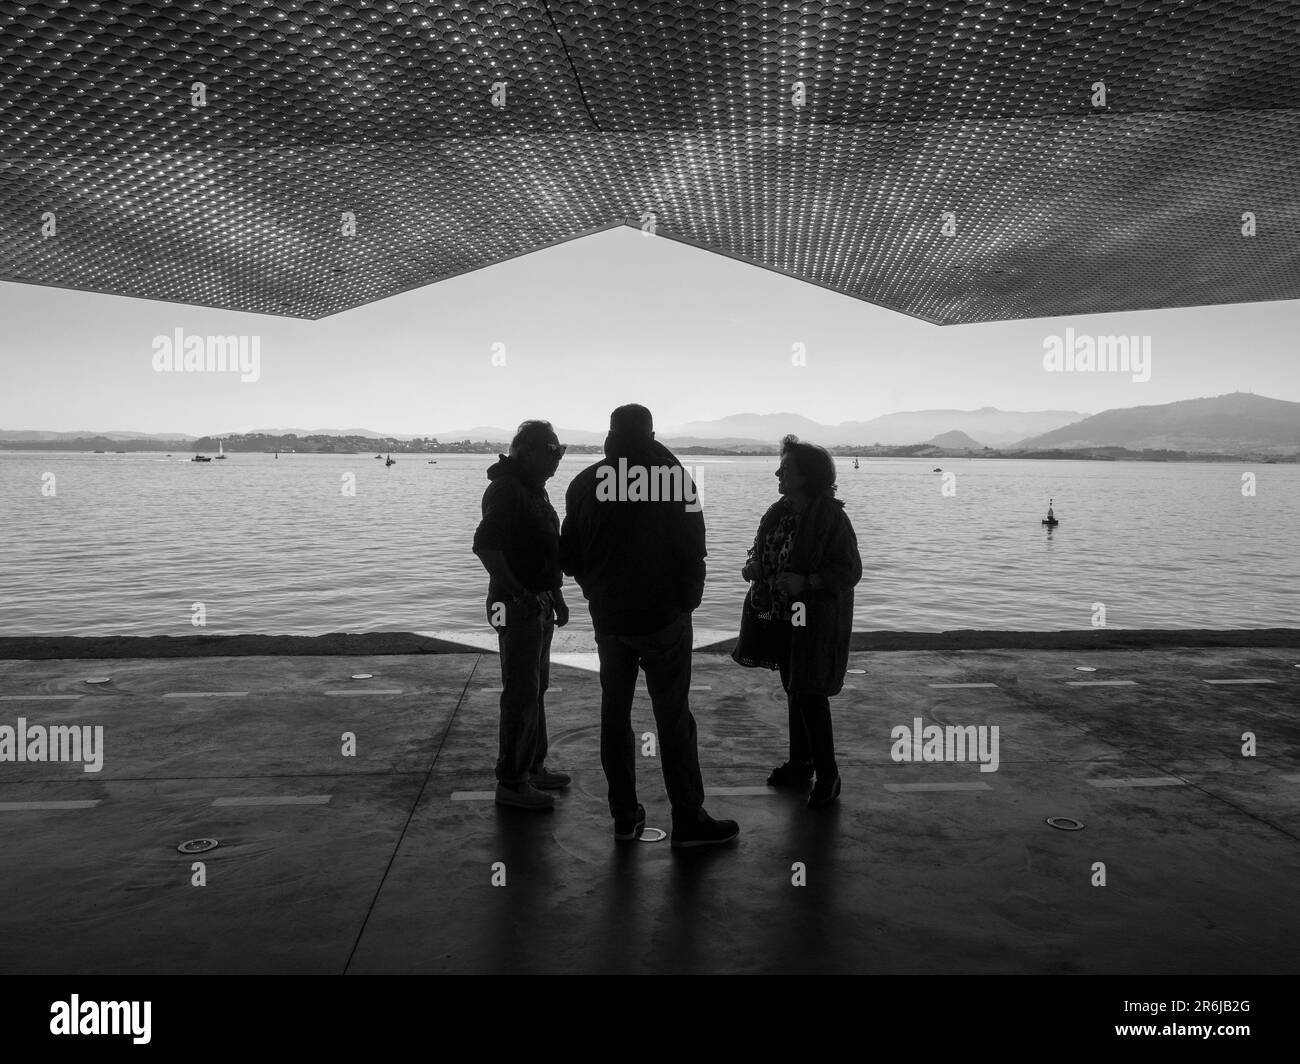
342, 654, 483, 975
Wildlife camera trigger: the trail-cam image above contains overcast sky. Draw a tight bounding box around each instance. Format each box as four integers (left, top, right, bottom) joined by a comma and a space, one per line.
3, 226, 1297, 436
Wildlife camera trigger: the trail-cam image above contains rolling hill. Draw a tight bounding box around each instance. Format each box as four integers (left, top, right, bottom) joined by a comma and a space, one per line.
1011, 393, 1300, 454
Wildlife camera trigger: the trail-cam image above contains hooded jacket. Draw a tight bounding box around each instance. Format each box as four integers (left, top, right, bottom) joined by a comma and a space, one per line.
560, 433, 706, 636
472, 455, 562, 602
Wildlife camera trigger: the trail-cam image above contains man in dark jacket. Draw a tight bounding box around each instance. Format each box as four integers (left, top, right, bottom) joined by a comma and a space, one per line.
473, 420, 571, 810
560, 404, 739, 848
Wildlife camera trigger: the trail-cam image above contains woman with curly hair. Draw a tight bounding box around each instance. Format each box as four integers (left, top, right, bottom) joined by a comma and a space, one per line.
733, 435, 862, 808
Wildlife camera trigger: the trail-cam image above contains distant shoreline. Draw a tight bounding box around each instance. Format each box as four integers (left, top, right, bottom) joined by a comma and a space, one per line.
1, 445, 1296, 463
2, 628, 1298, 660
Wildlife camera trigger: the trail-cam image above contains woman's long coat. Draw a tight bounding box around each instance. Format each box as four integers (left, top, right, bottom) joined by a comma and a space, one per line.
732, 492, 862, 697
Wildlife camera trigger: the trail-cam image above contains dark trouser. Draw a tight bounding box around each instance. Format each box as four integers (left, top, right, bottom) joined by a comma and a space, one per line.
779, 657, 838, 782
493, 599, 554, 787
596, 612, 705, 821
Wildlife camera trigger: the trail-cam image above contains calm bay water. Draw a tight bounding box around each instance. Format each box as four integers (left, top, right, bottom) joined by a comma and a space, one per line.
0, 451, 1295, 637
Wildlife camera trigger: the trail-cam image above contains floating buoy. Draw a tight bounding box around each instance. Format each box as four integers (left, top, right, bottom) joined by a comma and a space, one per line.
1042, 497, 1059, 526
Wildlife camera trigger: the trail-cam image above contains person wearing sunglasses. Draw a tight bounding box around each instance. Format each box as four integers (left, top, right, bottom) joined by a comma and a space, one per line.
473, 420, 571, 810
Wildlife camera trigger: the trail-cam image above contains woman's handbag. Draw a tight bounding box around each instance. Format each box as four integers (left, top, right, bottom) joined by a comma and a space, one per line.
732, 581, 788, 670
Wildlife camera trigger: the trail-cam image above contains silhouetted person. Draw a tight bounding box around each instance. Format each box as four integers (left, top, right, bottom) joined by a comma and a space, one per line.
734, 435, 862, 808
560, 404, 739, 848
473, 420, 572, 810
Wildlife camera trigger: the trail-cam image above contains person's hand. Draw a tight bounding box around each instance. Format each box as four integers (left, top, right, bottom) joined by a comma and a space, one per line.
498, 586, 535, 627
775, 572, 806, 597
553, 591, 570, 627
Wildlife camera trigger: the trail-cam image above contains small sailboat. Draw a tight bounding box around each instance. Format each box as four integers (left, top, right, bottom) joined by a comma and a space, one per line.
215, 440, 227, 460
1042, 498, 1059, 527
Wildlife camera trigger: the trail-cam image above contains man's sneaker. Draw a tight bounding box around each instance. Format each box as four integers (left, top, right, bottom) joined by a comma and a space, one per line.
808, 775, 842, 809
529, 765, 571, 790
495, 781, 555, 810
767, 760, 814, 787
614, 804, 647, 842
671, 808, 740, 849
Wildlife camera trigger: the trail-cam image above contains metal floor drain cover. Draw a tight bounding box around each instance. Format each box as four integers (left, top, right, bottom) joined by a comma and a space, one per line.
85, 677, 112, 684
351, 674, 374, 680
1046, 817, 1085, 831
1075, 666, 1097, 672
639, 828, 668, 843
177, 838, 219, 854
847, 668, 868, 674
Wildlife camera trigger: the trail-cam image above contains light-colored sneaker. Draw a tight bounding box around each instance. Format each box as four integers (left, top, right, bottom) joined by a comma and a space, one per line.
530, 765, 571, 790
495, 781, 555, 810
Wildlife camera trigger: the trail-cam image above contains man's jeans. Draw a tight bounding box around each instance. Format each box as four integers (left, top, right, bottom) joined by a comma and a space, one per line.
492, 595, 554, 787
596, 611, 705, 820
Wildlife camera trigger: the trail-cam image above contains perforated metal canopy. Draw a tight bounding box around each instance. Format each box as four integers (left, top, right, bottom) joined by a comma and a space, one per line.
2, 1, 1297, 323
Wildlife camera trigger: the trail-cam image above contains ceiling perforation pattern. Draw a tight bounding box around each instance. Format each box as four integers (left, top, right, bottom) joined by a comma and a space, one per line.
1, 1, 1297, 323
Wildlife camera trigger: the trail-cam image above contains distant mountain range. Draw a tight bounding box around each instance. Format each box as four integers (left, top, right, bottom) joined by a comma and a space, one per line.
4, 394, 1297, 456
659, 408, 1088, 448
1014, 393, 1300, 454
429, 407, 1088, 449
0, 429, 198, 442
0, 427, 398, 443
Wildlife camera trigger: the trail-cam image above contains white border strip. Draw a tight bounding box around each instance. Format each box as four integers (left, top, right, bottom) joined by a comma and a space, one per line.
0, 694, 84, 701
1088, 777, 1185, 788
162, 692, 250, 699
323, 690, 405, 697
212, 795, 332, 806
